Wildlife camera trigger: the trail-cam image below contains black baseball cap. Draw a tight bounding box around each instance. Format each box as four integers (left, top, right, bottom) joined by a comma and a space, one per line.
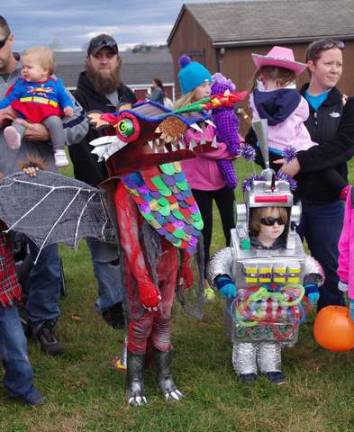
87, 34, 118, 56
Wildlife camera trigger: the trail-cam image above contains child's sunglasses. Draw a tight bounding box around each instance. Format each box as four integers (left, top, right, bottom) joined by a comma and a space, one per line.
0, 33, 9, 49
260, 217, 286, 226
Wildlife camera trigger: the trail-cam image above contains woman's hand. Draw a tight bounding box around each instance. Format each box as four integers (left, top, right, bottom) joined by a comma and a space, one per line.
274, 157, 301, 176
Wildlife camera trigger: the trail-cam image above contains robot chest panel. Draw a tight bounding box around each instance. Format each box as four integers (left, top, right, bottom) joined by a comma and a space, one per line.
232, 255, 305, 290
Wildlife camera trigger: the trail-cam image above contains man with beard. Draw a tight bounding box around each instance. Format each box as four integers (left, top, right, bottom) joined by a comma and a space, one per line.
69, 34, 136, 329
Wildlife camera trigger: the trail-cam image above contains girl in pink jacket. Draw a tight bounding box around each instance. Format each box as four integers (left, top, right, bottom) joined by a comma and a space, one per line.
249, 46, 346, 195
176, 56, 238, 299
337, 186, 354, 320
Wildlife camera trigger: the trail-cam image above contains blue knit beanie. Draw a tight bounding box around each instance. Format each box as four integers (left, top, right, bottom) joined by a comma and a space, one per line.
178, 55, 212, 95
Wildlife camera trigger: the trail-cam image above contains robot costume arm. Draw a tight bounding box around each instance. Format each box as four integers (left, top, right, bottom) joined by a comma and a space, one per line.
207, 247, 237, 298
303, 255, 325, 305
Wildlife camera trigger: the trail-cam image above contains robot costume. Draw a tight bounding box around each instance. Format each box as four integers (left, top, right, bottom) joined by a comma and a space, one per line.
208, 119, 324, 381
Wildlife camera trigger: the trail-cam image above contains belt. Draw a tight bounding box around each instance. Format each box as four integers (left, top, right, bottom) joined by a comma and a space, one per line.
19, 96, 58, 107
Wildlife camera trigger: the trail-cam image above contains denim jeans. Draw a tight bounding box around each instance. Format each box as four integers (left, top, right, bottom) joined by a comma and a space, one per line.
26, 241, 62, 327
86, 239, 124, 313
0, 305, 36, 398
297, 200, 345, 310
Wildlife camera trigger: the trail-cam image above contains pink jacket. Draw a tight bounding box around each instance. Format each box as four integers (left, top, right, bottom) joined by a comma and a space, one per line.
250, 93, 317, 154
337, 187, 354, 300
181, 124, 233, 190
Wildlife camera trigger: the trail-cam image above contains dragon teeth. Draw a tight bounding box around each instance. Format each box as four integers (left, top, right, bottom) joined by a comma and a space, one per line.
211, 135, 218, 148
190, 123, 203, 133
205, 119, 216, 128
178, 140, 186, 150
189, 139, 197, 150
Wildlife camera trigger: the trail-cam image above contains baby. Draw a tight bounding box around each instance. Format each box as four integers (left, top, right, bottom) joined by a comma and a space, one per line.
0, 46, 73, 167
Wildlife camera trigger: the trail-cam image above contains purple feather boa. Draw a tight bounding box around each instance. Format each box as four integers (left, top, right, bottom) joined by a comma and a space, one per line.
211, 73, 240, 189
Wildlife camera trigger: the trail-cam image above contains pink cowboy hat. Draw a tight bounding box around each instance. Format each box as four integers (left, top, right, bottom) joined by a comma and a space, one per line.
251, 46, 307, 75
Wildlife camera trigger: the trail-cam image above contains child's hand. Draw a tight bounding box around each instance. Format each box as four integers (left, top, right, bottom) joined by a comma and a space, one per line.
215, 275, 237, 299
338, 281, 348, 292
22, 166, 39, 177
304, 283, 320, 305
63, 107, 74, 117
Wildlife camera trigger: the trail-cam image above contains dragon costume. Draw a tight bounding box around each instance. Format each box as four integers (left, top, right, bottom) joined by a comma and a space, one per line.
89, 91, 248, 405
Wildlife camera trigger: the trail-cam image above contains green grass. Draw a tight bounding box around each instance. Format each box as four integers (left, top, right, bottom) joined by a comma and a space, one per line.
1, 160, 354, 432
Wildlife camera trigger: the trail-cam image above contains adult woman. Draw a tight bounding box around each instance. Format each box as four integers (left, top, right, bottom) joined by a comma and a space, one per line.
277, 39, 354, 310
148, 78, 165, 105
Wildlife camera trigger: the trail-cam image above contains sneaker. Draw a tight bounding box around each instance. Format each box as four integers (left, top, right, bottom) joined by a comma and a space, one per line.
102, 302, 126, 329
54, 149, 69, 168
32, 321, 64, 356
264, 371, 286, 385
4, 125, 22, 150
19, 388, 45, 406
239, 373, 257, 383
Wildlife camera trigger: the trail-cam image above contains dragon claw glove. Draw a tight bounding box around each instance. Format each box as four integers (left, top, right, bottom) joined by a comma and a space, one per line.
139, 280, 161, 311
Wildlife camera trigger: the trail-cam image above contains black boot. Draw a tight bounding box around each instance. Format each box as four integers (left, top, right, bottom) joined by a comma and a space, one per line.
126, 351, 147, 406
154, 349, 183, 401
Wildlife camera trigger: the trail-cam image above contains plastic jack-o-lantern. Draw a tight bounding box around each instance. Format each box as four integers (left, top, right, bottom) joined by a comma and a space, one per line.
313, 306, 354, 352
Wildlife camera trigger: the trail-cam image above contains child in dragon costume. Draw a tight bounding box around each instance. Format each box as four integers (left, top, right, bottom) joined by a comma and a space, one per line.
89, 86, 248, 405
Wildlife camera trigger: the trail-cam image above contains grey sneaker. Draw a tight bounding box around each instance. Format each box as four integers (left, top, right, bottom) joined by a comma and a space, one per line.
32, 322, 64, 356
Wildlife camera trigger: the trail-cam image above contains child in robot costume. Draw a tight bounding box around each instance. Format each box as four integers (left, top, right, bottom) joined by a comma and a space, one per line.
0, 47, 72, 168
247, 45, 347, 197
207, 178, 324, 384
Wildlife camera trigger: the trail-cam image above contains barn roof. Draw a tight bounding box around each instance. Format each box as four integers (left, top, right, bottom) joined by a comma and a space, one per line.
54, 48, 174, 88
168, 0, 354, 47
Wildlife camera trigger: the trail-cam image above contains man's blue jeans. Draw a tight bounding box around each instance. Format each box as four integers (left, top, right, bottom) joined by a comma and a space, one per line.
297, 200, 345, 310
86, 239, 124, 313
26, 241, 62, 327
0, 305, 36, 398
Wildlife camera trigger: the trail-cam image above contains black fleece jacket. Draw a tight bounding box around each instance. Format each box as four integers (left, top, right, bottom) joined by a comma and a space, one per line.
69, 71, 137, 186
295, 84, 354, 203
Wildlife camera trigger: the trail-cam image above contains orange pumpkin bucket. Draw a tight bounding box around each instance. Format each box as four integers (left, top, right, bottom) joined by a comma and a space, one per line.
313, 306, 354, 352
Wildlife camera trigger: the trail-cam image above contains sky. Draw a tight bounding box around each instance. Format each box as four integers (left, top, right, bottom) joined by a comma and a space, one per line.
5, 0, 239, 52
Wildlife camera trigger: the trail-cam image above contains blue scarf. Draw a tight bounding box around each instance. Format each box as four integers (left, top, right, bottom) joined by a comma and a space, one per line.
253, 88, 301, 126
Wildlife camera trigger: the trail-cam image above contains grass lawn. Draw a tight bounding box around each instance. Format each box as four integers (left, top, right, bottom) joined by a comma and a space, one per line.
1, 159, 354, 432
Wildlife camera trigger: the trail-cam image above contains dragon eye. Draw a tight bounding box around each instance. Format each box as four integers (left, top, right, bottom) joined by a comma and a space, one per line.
115, 111, 140, 143
118, 118, 134, 138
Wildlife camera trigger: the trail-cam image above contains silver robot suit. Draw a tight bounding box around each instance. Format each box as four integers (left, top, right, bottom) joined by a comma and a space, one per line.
207, 165, 324, 378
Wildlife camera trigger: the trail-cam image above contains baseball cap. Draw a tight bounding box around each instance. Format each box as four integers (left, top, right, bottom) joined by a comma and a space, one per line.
87, 34, 118, 56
